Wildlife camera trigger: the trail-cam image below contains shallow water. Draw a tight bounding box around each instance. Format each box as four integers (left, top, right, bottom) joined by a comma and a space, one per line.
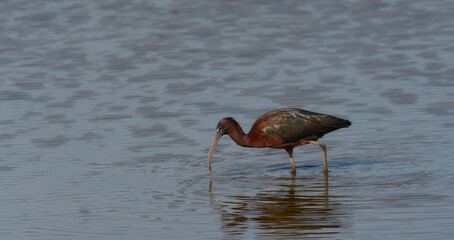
1, 0, 454, 239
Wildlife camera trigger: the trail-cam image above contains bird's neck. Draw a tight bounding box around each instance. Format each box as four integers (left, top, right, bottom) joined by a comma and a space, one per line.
227, 121, 254, 147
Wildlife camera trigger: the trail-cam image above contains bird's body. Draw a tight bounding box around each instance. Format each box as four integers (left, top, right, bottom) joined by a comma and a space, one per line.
207, 108, 351, 174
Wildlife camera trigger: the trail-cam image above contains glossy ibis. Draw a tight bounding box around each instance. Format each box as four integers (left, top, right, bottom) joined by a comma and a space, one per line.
207, 108, 351, 174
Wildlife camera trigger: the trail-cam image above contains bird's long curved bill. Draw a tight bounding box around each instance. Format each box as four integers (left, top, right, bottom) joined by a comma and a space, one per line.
207, 131, 222, 171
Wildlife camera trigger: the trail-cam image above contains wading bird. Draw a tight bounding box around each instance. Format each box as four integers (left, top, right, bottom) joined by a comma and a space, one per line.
207, 108, 351, 175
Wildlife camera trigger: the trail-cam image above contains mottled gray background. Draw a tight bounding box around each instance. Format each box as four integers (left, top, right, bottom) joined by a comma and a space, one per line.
1, 0, 453, 239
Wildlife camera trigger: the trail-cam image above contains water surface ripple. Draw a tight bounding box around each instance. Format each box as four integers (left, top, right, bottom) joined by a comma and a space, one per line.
1, 0, 453, 239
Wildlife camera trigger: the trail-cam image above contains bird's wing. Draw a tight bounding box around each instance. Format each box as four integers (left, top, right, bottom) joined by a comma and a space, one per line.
260, 109, 325, 143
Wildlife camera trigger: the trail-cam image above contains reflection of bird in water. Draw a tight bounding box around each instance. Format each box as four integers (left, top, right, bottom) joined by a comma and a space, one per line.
208, 108, 351, 175
208, 175, 345, 238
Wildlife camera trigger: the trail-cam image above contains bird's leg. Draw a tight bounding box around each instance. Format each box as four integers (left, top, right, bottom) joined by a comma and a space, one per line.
308, 141, 328, 173
285, 148, 296, 175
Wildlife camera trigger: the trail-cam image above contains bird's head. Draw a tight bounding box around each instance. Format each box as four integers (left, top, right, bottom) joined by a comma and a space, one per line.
216, 117, 234, 136
207, 117, 235, 171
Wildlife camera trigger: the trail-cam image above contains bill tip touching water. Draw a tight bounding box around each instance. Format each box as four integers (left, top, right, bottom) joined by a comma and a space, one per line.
207, 108, 351, 175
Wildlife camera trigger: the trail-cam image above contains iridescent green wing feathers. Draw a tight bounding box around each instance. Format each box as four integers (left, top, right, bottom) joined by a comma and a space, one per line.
256, 108, 351, 143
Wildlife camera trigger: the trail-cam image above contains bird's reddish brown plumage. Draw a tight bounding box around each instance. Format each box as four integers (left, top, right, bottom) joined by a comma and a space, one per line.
245, 108, 350, 148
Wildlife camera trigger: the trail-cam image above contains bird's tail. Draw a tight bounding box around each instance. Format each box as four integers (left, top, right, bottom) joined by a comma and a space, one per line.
320, 115, 351, 135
